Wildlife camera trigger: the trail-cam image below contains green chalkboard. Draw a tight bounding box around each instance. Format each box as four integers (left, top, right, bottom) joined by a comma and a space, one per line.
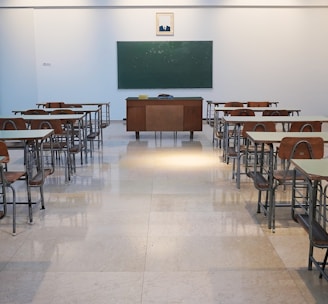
117, 41, 213, 89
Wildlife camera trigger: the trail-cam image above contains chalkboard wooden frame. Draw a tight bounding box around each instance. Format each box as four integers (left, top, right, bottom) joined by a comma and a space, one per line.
117, 41, 213, 89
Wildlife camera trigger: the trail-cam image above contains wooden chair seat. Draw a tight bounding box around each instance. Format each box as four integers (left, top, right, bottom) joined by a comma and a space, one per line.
296, 214, 328, 246
273, 169, 305, 182
2, 171, 26, 183
247, 171, 270, 190
29, 168, 52, 186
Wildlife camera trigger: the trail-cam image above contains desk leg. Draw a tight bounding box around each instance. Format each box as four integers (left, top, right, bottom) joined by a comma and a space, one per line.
267, 144, 275, 232
190, 131, 194, 140
207, 102, 212, 124
236, 124, 241, 189
135, 132, 140, 140
213, 110, 217, 144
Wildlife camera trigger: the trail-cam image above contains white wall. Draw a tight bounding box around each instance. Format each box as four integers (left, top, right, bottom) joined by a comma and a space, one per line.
0, 8, 37, 114
1, 5, 328, 118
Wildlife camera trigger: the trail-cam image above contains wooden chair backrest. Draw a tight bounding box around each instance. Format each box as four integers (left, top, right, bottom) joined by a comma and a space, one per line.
223, 102, 244, 115
230, 108, 255, 116
224, 101, 244, 108
242, 121, 276, 137
278, 137, 324, 161
262, 110, 290, 116
289, 121, 322, 132
51, 109, 74, 115
247, 101, 270, 107
30, 119, 64, 135
0, 141, 10, 163
23, 109, 48, 115
0, 118, 27, 130
45, 102, 65, 108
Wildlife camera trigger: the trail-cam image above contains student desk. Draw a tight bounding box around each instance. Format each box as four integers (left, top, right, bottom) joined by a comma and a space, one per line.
126, 97, 203, 139
206, 100, 279, 125
35, 101, 111, 129
0, 129, 54, 143
292, 159, 328, 181
39, 106, 102, 149
213, 107, 301, 145
14, 106, 101, 148
0, 129, 54, 234
222, 116, 328, 189
291, 158, 328, 280
246, 131, 328, 231
21, 114, 87, 164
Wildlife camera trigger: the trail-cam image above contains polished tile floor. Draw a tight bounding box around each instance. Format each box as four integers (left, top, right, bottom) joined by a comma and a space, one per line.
0, 121, 328, 303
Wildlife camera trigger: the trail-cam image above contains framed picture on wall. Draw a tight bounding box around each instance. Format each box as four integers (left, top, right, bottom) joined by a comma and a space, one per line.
156, 13, 174, 36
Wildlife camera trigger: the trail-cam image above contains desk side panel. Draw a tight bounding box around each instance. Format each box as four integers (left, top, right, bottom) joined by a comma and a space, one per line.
183, 103, 203, 131
126, 100, 146, 131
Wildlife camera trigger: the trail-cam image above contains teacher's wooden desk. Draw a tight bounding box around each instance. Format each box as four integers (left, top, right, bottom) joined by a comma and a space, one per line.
126, 97, 203, 139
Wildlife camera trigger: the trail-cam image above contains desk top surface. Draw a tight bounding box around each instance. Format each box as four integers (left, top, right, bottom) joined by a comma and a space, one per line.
223, 115, 328, 123
126, 97, 203, 101
208, 100, 279, 105
12, 106, 99, 114
36, 102, 110, 106
21, 114, 85, 120
0, 129, 54, 140
292, 159, 328, 180
0, 114, 85, 120
247, 131, 328, 143
215, 107, 300, 113
45, 106, 99, 112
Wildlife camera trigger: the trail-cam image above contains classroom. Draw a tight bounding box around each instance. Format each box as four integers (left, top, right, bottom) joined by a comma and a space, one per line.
1, 1, 328, 303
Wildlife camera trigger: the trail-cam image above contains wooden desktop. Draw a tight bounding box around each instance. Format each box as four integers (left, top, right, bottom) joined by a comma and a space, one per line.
126, 97, 203, 139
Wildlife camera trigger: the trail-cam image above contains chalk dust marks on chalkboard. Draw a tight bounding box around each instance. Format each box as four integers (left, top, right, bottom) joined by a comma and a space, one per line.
117, 41, 213, 89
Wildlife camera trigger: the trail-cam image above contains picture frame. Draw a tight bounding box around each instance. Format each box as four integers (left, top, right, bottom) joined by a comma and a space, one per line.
156, 13, 174, 36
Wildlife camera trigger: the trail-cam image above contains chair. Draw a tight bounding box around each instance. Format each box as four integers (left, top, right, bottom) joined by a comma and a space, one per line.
271, 137, 324, 232
289, 121, 322, 132
228, 108, 255, 149
223, 101, 244, 115
50, 109, 77, 133
52, 109, 96, 157
50, 109, 84, 164
0, 118, 27, 130
228, 121, 276, 185
224, 109, 256, 161
247, 101, 270, 107
30, 119, 71, 182
262, 110, 290, 131
215, 102, 244, 148
23, 109, 48, 115
0, 141, 26, 235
